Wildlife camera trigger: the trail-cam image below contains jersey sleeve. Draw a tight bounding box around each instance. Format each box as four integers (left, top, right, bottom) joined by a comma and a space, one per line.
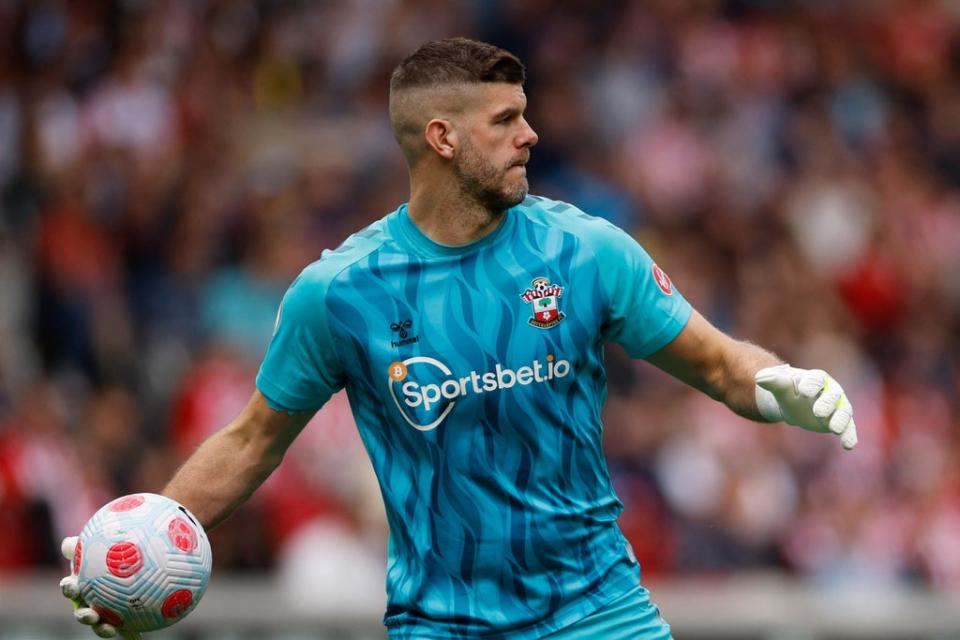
593, 223, 692, 358
255, 269, 345, 413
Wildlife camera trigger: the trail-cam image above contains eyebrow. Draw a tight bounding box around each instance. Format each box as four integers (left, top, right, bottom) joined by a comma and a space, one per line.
490, 103, 525, 121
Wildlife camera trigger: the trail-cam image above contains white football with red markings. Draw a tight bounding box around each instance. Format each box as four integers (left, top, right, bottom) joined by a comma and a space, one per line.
74, 493, 212, 632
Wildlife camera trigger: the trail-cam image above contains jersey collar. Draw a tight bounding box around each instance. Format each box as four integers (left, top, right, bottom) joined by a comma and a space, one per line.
390, 203, 517, 258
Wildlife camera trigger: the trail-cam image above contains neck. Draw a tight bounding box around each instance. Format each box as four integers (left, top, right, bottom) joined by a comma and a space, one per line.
407, 177, 505, 246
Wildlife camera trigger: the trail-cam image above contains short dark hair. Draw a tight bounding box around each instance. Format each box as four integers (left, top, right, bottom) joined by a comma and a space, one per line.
390, 37, 525, 92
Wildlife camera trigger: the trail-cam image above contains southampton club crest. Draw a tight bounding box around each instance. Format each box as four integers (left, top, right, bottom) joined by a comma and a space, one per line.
520, 277, 566, 329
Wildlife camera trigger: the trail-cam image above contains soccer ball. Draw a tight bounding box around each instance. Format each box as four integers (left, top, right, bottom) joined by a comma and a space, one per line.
532, 277, 550, 295
74, 493, 213, 632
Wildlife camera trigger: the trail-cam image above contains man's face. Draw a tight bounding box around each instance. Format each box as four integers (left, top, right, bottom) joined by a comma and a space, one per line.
453, 83, 539, 212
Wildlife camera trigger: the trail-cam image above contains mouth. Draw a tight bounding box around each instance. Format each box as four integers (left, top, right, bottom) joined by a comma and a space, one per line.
508, 165, 528, 180
510, 153, 530, 170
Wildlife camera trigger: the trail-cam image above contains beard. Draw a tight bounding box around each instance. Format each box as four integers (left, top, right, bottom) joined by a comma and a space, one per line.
453, 137, 529, 213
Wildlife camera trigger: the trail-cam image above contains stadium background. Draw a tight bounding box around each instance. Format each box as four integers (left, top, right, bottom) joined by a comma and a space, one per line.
1, 0, 959, 638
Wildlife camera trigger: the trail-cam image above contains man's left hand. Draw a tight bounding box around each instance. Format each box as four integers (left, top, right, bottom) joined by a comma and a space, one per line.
755, 364, 858, 450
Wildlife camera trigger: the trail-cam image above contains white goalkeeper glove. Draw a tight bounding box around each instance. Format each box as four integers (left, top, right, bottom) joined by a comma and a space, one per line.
60, 536, 143, 640
755, 364, 858, 450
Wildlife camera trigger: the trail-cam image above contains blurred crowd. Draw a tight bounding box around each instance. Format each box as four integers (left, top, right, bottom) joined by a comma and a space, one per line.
1, 0, 959, 605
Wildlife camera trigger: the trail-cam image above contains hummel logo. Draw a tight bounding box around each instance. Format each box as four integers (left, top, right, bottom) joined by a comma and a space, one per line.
391, 319, 419, 348
391, 319, 412, 339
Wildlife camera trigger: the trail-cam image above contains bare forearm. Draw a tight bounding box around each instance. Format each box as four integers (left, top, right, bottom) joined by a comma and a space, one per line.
163, 391, 312, 531
647, 312, 856, 447
646, 311, 782, 422
705, 339, 782, 421
162, 421, 280, 531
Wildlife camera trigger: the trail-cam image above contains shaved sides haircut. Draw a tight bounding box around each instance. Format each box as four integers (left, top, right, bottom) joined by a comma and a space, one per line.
389, 38, 526, 166
390, 37, 525, 90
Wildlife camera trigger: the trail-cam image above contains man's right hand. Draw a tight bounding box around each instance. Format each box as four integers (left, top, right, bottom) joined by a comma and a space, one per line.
60, 536, 143, 640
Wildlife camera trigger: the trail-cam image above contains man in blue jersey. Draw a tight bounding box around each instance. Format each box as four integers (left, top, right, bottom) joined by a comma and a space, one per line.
62, 38, 857, 639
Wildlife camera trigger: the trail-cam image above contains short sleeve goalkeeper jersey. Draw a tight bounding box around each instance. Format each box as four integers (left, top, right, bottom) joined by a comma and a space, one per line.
256, 195, 692, 639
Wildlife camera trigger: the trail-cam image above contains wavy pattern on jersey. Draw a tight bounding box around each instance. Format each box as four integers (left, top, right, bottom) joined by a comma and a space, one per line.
307, 197, 661, 639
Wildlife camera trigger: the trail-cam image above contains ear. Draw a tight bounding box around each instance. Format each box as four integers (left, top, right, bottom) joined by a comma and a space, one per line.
424, 119, 457, 160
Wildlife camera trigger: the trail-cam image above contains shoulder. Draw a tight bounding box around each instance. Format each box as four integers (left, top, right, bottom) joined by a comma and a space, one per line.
282, 215, 392, 315
294, 216, 392, 293
515, 194, 638, 252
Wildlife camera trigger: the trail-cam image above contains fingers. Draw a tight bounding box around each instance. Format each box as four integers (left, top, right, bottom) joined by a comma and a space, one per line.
797, 369, 827, 398
61, 536, 79, 561
755, 364, 796, 394
832, 402, 857, 450
812, 378, 844, 421
71, 589, 128, 638
825, 394, 852, 433
74, 607, 101, 625
809, 375, 857, 450
75, 608, 121, 637
63, 535, 134, 639
839, 417, 858, 450
60, 575, 81, 600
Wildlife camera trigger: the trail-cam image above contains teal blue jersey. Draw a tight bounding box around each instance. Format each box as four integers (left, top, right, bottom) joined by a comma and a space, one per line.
256, 195, 692, 639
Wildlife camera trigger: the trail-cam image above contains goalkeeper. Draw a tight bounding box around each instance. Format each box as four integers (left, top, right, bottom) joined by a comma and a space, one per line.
61, 37, 857, 639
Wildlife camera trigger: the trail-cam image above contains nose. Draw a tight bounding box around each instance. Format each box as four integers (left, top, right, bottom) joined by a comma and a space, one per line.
517, 117, 538, 148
